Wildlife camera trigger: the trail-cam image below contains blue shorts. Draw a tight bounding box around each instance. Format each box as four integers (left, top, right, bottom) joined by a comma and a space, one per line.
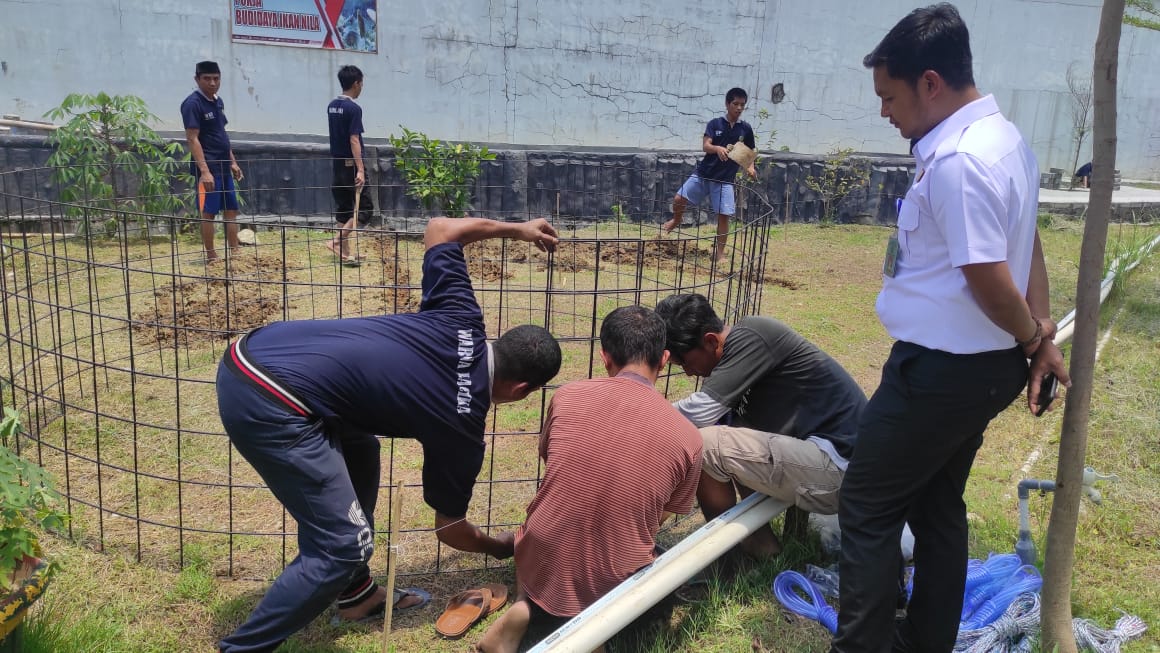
196, 174, 239, 216
677, 175, 736, 217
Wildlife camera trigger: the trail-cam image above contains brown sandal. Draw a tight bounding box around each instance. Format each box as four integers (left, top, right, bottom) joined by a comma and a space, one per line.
482, 582, 508, 615
434, 587, 493, 638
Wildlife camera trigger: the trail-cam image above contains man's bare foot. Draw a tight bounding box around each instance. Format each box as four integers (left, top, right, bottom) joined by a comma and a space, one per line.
739, 525, 782, 560
337, 585, 389, 621
662, 217, 680, 232
336, 586, 426, 622
325, 239, 362, 264
475, 597, 531, 653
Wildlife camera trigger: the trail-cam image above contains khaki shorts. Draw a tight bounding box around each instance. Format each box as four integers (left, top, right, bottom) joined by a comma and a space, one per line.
700, 425, 844, 514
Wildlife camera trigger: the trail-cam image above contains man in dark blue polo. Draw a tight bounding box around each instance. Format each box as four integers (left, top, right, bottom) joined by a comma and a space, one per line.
216, 216, 562, 653
181, 60, 242, 263
326, 65, 374, 263
663, 87, 758, 263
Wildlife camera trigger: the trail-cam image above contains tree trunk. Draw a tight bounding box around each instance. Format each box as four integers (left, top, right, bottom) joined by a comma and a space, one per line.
1039, 1, 1124, 651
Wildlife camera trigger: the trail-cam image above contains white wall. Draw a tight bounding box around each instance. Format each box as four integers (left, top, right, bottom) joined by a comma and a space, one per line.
2, 0, 1158, 177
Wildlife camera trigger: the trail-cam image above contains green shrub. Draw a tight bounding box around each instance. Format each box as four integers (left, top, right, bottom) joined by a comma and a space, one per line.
0, 409, 68, 582
45, 93, 186, 237
387, 127, 496, 218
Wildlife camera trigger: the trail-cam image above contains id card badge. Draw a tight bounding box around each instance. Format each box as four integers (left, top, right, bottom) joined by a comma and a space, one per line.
883, 233, 900, 277
883, 197, 903, 277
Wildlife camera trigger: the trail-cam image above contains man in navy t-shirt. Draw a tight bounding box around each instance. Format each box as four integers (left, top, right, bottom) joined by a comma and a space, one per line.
663, 87, 757, 263
326, 65, 375, 264
215, 216, 562, 653
181, 61, 242, 264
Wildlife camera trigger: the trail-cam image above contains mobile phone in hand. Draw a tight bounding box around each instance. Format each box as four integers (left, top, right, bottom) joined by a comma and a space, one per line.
1034, 373, 1059, 417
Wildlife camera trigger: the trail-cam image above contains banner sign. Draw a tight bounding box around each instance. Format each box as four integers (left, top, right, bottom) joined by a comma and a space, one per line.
231, 0, 378, 53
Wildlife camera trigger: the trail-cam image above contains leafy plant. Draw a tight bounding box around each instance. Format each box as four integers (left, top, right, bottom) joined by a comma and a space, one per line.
387, 127, 496, 218
45, 93, 186, 237
0, 408, 68, 583
611, 202, 631, 223
802, 148, 871, 225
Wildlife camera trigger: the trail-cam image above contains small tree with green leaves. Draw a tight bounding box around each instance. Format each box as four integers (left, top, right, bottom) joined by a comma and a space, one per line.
45, 93, 186, 237
802, 148, 871, 225
387, 127, 496, 218
1, 408, 68, 583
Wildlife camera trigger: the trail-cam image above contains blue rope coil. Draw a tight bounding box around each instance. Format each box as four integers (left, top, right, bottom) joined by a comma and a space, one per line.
773, 570, 838, 634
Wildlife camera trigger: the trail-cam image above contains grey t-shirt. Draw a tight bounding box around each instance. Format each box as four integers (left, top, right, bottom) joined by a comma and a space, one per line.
685, 316, 865, 460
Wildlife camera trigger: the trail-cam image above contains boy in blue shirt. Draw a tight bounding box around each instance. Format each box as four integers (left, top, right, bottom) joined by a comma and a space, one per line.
181, 61, 242, 263
326, 65, 374, 263
216, 216, 562, 653
663, 87, 757, 263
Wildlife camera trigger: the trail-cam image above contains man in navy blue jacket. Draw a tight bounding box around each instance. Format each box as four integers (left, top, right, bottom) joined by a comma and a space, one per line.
326, 65, 374, 263
216, 217, 562, 652
181, 60, 242, 263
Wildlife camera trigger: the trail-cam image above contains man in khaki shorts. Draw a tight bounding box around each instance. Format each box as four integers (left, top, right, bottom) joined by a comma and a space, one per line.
655, 294, 867, 557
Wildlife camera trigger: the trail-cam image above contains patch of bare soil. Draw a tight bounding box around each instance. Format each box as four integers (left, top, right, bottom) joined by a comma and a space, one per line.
464, 241, 514, 282
748, 265, 803, 290
131, 255, 285, 347
368, 235, 420, 313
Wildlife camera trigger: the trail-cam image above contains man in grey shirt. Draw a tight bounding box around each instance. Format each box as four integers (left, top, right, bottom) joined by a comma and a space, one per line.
655, 293, 867, 557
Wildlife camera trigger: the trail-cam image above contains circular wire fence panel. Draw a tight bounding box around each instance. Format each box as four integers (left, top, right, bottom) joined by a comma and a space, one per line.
1, 159, 773, 579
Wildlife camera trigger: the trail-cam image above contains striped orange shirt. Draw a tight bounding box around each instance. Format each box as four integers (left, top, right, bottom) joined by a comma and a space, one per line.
514, 374, 703, 617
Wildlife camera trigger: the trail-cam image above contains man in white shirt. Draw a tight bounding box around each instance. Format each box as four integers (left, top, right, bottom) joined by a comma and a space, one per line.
830, 5, 1070, 653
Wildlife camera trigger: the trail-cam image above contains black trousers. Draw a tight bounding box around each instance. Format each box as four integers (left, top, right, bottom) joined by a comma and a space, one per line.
332, 161, 374, 226
830, 341, 1027, 653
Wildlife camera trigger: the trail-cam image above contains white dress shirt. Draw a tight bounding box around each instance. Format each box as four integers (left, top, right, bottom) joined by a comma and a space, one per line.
877, 95, 1040, 354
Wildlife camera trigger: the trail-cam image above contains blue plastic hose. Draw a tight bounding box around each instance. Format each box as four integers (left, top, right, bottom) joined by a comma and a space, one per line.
960, 565, 1042, 630
961, 553, 1023, 620
773, 570, 839, 634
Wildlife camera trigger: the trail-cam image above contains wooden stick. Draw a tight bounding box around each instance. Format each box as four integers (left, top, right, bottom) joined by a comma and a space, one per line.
348, 184, 362, 258
381, 480, 405, 653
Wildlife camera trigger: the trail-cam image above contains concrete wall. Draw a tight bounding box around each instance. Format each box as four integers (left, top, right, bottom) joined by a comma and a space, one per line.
2, 0, 1159, 178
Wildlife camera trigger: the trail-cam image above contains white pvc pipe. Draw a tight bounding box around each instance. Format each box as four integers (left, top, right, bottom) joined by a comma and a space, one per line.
0, 118, 58, 131
528, 493, 790, 653
1054, 232, 1160, 346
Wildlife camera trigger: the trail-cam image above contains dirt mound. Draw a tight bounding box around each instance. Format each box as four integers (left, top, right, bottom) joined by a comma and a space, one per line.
375, 266, 420, 313
132, 255, 285, 347
748, 265, 803, 290
464, 241, 515, 282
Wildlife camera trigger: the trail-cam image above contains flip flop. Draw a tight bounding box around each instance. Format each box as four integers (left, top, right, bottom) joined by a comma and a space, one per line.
329, 587, 431, 626
393, 586, 431, 613
434, 587, 493, 639
481, 582, 509, 616
325, 241, 363, 266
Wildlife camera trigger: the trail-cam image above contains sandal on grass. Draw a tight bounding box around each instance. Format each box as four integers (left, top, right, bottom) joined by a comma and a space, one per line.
329, 587, 431, 626
434, 587, 493, 639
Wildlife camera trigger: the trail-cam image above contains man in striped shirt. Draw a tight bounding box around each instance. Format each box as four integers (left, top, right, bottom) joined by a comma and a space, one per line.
476, 306, 703, 653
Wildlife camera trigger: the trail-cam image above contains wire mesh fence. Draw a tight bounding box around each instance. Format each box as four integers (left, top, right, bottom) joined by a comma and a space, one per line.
0, 157, 778, 580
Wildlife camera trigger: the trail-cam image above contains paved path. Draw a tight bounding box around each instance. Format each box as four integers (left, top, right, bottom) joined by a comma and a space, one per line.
1040, 185, 1160, 206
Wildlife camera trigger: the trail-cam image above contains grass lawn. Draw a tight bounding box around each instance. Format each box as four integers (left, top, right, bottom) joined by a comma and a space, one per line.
13, 216, 1160, 652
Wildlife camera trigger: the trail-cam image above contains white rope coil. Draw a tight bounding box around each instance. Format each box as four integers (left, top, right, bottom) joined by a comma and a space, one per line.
952, 591, 1148, 653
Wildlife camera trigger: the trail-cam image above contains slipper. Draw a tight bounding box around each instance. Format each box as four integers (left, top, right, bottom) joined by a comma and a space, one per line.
329, 587, 431, 626
393, 586, 431, 613
481, 582, 508, 615
674, 577, 711, 604
434, 587, 493, 639
325, 241, 363, 266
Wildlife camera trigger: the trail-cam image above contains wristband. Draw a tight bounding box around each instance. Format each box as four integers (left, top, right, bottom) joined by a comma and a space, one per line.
1016, 316, 1042, 348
